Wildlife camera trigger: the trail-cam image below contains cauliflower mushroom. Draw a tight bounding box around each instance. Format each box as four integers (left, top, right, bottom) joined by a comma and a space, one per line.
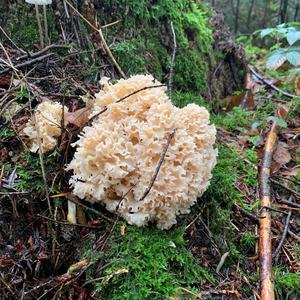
22, 101, 67, 153
67, 75, 217, 230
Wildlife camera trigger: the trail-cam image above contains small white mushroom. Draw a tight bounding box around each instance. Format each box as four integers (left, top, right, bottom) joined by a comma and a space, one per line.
25, 0, 52, 47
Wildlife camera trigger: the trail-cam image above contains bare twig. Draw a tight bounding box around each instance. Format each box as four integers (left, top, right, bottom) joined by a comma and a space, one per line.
16, 44, 69, 61
273, 195, 293, 260
168, 20, 176, 100
85, 84, 166, 126
32, 112, 53, 218
0, 53, 54, 75
234, 203, 300, 243
37, 214, 101, 229
248, 65, 298, 99
270, 178, 300, 199
278, 199, 300, 209
139, 129, 175, 202
0, 26, 26, 54
259, 105, 288, 300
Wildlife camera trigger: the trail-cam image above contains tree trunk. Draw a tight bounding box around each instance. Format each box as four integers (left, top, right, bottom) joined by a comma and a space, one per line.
247, 0, 255, 30
262, 0, 271, 28
280, 0, 289, 23
294, 3, 299, 21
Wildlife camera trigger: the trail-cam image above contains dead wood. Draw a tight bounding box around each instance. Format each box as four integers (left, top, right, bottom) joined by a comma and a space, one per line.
259, 105, 288, 300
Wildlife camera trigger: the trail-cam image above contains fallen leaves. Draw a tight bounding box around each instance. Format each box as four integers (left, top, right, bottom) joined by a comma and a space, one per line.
223, 71, 282, 111
273, 141, 292, 171
64, 107, 91, 128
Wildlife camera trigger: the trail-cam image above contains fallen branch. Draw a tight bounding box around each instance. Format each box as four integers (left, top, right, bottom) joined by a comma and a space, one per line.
0, 52, 54, 75
139, 129, 175, 202
270, 178, 300, 199
278, 199, 300, 209
259, 105, 288, 300
16, 44, 69, 61
248, 65, 298, 99
234, 203, 300, 243
273, 195, 293, 260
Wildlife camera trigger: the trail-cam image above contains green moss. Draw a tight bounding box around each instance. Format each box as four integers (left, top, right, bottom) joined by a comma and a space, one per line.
11, 151, 61, 193
100, 0, 213, 93
4, 3, 59, 50
173, 91, 207, 108
82, 224, 214, 299
274, 268, 300, 297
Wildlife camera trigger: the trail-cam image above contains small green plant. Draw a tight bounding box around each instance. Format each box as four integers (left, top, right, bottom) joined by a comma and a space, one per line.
259, 23, 300, 69
0, 128, 15, 140
240, 231, 256, 251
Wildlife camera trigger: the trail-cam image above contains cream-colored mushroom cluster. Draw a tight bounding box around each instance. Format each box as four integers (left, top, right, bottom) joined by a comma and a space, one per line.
67, 75, 217, 229
22, 101, 66, 153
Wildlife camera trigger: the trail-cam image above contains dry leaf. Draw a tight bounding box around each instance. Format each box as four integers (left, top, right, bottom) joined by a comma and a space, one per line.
64, 107, 91, 128
273, 141, 291, 167
244, 73, 261, 93
239, 89, 255, 110
225, 93, 244, 111
225, 90, 255, 111
281, 167, 300, 177
275, 104, 289, 119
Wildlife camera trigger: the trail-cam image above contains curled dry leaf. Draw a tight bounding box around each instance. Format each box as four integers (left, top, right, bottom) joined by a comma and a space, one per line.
225, 90, 255, 111
64, 107, 91, 128
275, 104, 289, 119
273, 141, 291, 167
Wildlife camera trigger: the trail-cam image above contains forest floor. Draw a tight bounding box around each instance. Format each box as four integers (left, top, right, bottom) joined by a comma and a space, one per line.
1, 22, 300, 300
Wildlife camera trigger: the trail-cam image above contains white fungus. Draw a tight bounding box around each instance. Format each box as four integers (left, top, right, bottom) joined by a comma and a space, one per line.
67, 75, 217, 229
22, 101, 66, 153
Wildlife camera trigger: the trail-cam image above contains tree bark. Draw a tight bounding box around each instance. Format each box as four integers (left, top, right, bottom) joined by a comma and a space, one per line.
247, 0, 255, 30
280, 0, 289, 23
294, 4, 299, 21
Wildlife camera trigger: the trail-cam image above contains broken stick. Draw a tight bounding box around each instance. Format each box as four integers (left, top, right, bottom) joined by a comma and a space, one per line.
259, 105, 288, 300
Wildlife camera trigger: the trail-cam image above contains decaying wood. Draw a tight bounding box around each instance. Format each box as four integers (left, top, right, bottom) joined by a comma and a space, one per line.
259, 105, 288, 300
